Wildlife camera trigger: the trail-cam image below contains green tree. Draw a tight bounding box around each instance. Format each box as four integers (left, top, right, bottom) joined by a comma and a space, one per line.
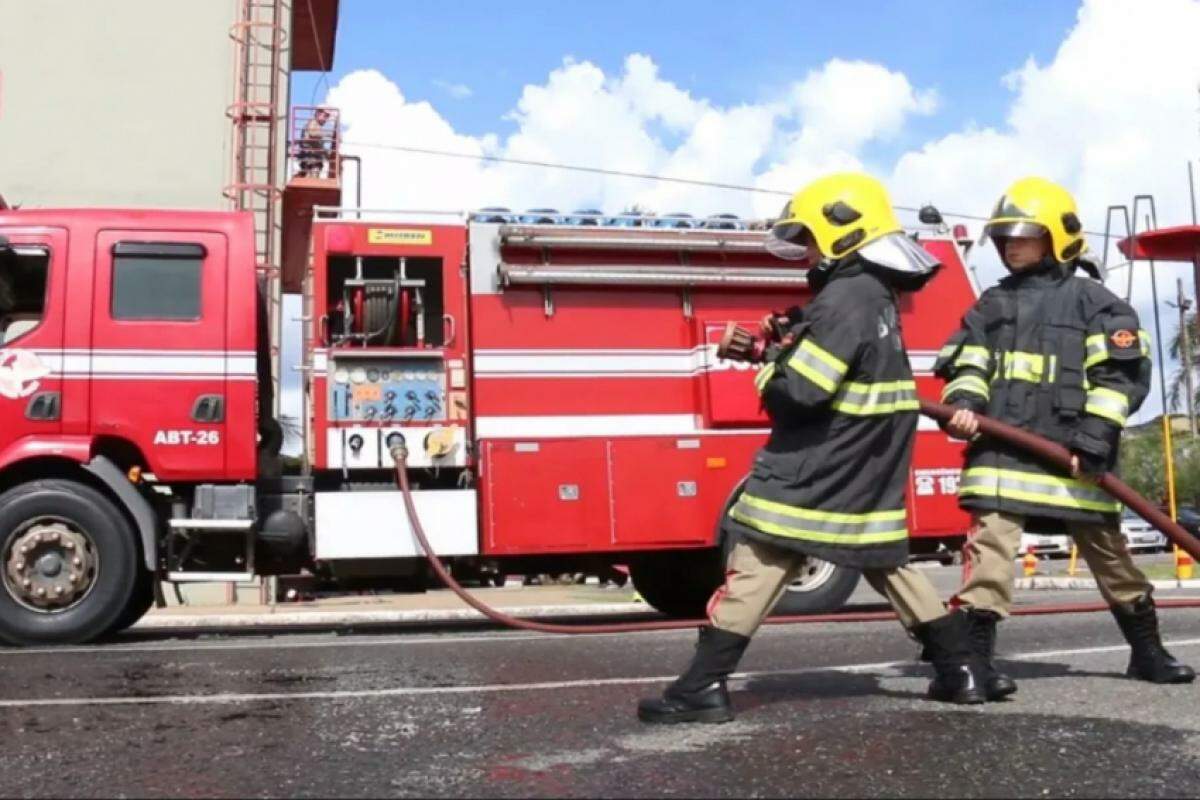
1121, 425, 1200, 510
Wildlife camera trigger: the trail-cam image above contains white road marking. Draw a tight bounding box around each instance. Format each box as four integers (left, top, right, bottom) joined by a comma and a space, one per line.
2, 639, 1198, 710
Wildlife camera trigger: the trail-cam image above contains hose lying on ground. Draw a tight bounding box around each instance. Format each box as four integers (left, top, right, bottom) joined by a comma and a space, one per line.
388, 399, 1200, 635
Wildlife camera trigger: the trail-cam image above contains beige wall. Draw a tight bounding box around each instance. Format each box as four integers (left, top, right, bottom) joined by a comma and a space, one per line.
0, 0, 289, 211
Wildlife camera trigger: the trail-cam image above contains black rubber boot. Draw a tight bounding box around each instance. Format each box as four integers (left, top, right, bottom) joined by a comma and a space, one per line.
637, 626, 750, 724
965, 609, 1018, 700
1111, 595, 1196, 684
912, 611, 988, 705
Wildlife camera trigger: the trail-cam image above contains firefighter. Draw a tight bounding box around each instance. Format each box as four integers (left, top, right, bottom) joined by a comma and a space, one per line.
638, 173, 991, 725
936, 176, 1196, 698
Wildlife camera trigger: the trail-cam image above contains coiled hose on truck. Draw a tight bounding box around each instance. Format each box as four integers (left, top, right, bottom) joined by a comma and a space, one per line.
389, 400, 1200, 635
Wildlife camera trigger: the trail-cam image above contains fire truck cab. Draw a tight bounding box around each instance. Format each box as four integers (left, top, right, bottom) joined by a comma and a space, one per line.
0, 203, 979, 645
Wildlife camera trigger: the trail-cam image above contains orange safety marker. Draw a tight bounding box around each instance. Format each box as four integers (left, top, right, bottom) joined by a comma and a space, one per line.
1023, 550, 1038, 577
1176, 545, 1194, 581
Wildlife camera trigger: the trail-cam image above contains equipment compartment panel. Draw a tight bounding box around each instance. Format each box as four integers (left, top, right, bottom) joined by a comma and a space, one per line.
328, 356, 447, 423
482, 439, 611, 554
609, 437, 758, 546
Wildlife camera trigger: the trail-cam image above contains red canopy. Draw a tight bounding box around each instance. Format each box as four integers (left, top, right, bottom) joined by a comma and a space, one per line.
1117, 225, 1200, 262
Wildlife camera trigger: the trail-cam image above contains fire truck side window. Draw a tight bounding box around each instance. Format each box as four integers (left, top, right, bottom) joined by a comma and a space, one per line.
111, 242, 206, 321
0, 246, 50, 345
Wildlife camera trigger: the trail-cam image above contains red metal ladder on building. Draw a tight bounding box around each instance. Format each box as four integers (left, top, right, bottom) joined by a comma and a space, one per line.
225, 0, 286, 402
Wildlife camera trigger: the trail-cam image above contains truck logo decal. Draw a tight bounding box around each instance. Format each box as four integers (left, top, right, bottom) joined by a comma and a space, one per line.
0, 349, 51, 399
367, 228, 433, 246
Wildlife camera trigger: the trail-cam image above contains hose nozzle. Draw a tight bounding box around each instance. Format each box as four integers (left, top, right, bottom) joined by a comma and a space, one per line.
717, 322, 768, 364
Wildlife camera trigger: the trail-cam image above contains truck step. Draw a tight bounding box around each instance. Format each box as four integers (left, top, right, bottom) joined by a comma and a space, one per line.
168, 519, 254, 531
167, 571, 256, 583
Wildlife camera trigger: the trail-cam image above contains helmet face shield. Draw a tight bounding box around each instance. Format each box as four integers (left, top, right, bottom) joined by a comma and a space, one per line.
766, 220, 814, 261
984, 220, 1047, 242
857, 231, 941, 276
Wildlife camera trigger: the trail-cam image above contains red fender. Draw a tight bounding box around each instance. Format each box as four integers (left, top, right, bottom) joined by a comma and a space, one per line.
0, 435, 94, 472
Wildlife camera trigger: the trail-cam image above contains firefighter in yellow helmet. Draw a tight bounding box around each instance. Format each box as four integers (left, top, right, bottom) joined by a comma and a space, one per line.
937, 177, 1195, 696
639, 173, 991, 725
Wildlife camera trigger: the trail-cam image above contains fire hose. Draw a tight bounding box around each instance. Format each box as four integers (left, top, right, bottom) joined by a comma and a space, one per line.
387, 325, 1200, 634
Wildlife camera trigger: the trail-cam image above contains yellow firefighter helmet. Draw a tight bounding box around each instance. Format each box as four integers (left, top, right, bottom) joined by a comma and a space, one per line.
767, 172, 939, 278
984, 176, 1086, 263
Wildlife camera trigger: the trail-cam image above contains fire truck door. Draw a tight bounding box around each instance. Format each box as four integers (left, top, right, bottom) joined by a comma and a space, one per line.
89, 231, 229, 479
0, 228, 67, 446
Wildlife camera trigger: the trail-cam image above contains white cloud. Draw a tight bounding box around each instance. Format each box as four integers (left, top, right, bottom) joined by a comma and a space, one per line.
329, 53, 936, 219
885, 0, 1200, 422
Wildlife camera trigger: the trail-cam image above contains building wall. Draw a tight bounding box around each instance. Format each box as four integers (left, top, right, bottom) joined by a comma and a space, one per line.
0, 0, 291, 211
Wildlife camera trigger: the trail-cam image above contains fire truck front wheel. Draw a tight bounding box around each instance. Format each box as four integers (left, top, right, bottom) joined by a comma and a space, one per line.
0, 480, 138, 646
106, 565, 155, 636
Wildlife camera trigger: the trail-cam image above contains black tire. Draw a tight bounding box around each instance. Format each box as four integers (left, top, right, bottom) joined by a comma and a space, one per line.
0, 480, 137, 646
629, 549, 725, 618
769, 559, 861, 616
106, 566, 155, 636
491, 573, 507, 588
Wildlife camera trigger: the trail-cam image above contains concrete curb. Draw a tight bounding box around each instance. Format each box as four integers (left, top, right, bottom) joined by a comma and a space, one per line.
1016, 577, 1200, 591
133, 602, 651, 632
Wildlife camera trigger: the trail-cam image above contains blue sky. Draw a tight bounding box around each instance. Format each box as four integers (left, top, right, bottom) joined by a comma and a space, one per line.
280, 0, 1200, 430
294, 0, 1080, 167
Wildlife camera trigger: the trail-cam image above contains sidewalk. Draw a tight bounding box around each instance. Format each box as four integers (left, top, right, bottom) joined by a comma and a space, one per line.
135, 582, 648, 632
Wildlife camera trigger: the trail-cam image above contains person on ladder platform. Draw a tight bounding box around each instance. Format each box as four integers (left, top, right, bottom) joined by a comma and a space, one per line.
639, 173, 992, 725
937, 176, 1196, 695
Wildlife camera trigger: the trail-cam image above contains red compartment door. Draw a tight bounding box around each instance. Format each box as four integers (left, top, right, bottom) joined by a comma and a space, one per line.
610, 437, 752, 547
483, 439, 612, 555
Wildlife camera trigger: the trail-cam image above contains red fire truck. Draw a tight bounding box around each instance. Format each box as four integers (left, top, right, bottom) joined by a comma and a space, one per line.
0, 199, 979, 645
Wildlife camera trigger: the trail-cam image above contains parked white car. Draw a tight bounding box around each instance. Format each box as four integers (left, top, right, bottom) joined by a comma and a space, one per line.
1121, 509, 1167, 553
1018, 531, 1071, 557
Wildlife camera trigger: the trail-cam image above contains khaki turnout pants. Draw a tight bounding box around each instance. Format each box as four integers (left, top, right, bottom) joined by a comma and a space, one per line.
709, 536, 949, 637
955, 511, 1149, 615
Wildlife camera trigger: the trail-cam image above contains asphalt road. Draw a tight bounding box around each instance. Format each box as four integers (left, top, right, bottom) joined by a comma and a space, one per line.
3, 584, 1200, 798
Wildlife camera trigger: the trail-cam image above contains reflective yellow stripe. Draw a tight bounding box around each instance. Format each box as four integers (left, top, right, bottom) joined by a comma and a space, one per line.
938, 343, 958, 360
954, 345, 991, 373
1084, 334, 1108, 369
1140, 329, 1152, 357
959, 467, 1120, 513
942, 374, 989, 402
754, 362, 776, 394
999, 351, 1046, 383
1085, 386, 1130, 426
738, 493, 907, 523
786, 338, 848, 395
831, 380, 919, 415
729, 493, 908, 546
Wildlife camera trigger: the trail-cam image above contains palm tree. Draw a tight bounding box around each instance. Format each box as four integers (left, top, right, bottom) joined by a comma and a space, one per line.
1167, 310, 1200, 412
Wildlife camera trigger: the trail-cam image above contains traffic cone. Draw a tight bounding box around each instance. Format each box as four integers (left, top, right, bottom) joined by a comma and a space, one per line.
1022, 550, 1038, 577
1175, 545, 1194, 581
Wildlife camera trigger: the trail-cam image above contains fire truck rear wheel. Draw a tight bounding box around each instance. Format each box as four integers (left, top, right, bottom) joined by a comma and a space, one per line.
769, 560, 860, 616
0, 480, 138, 646
628, 550, 724, 618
